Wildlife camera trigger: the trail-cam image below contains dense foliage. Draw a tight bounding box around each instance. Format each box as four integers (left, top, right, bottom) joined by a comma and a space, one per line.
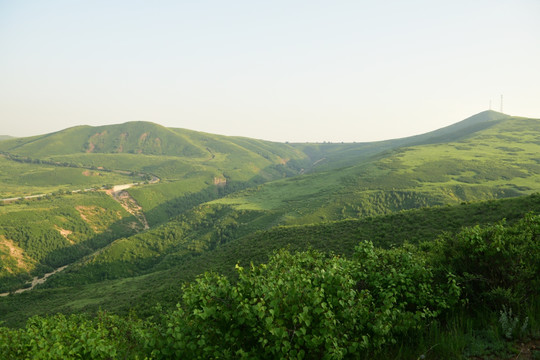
158, 245, 459, 358
1, 214, 538, 359
0, 193, 137, 292
430, 213, 540, 309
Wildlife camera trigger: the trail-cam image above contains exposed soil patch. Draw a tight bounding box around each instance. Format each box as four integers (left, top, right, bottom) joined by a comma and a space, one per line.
0, 236, 31, 272
278, 157, 289, 165
106, 186, 149, 230
213, 176, 227, 186
86, 142, 95, 153
86, 131, 108, 153
55, 226, 74, 244
82, 170, 100, 177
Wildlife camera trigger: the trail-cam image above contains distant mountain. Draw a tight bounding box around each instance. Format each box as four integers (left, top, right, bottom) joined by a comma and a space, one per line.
0, 135, 14, 141
0, 121, 263, 158
293, 110, 511, 171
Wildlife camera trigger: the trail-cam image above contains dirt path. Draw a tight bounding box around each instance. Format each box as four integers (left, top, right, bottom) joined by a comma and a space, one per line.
107, 184, 150, 230
0, 265, 68, 297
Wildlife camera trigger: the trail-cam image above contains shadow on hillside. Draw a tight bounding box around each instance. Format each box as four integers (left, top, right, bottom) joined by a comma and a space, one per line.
39, 215, 140, 270
18, 163, 303, 289
141, 161, 305, 227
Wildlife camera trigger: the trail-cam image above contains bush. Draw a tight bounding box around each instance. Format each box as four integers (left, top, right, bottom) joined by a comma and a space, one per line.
430, 213, 540, 309
158, 246, 460, 358
0, 312, 153, 359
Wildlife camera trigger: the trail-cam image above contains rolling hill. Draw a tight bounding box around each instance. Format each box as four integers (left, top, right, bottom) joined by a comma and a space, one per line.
2, 193, 539, 328
290, 110, 511, 172
0, 110, 539, 331
209, 112, 540, 225
0, 122, 311, 292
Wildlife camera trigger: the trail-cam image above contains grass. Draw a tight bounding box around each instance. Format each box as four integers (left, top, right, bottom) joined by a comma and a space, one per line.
0, 156, 138, 198
0, 192, 137, 292
208, 116, 540, 226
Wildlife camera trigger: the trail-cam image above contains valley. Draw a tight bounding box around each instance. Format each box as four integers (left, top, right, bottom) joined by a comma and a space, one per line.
0, 110, 539, 359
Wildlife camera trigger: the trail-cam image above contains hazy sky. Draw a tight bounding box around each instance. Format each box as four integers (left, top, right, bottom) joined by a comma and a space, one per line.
1, 0, 539, 142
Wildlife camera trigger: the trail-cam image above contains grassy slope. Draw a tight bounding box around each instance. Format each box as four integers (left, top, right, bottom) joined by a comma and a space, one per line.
211, 114, 540, 225
0, 155, 139, 198
1, 111, 539, 327
1, 193, 539, 327
292, 110, 510, 172
0, 122, 313, 296
0, 121, 309, 221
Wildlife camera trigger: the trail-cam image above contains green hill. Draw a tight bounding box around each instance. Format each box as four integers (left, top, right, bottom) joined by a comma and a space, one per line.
1, 110, 539, 333
0, 122, 311, 291
0, 121, 310, 221
212, 113, 539, 224
292, 110, 510, 172
0, 122, 206, 157
0, 192, 138, 292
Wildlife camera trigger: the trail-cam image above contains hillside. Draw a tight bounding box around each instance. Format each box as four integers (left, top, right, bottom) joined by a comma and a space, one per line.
0, 136, 13, 141
210, 113, 539, 225
0, 122, 312, 292
0, 111, 539, 335
0, 121, 309, 222
0, 192, 139, 292
0, 121, 306, 161
1, 193, 538, 328
292, 110, 510, 172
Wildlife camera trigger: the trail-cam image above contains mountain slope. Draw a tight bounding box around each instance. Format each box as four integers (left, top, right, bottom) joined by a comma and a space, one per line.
0, 122, 206, 157
0, 121, 310, 220
30, 113, 540, 292
1, 111, 539, 327
0, 122, 311, 291
293, 110, 510, 172
210, 113, 539, 224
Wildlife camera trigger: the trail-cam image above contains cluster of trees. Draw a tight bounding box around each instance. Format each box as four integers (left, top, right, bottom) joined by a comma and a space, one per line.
0, 194, 138, 292
1, 214, 538, 359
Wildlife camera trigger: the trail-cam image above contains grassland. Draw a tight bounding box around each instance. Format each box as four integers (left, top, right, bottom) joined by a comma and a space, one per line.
209, 115, 540, 226
0, 155, 140, 199
0, 110, 539, 355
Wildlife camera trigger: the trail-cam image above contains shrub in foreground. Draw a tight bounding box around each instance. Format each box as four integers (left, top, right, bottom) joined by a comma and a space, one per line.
158, 245, 460, 359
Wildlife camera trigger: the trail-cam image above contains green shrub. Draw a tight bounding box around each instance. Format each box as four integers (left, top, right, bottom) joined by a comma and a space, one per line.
430, 213, 540, 309
158, 246, 460, 358
0, 312, 153, 359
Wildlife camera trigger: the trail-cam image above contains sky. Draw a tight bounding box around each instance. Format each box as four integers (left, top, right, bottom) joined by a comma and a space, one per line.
1, 0, 539, 143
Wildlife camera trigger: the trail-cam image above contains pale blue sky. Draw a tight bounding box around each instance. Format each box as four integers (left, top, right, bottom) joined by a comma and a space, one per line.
1, 0, 539, 142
